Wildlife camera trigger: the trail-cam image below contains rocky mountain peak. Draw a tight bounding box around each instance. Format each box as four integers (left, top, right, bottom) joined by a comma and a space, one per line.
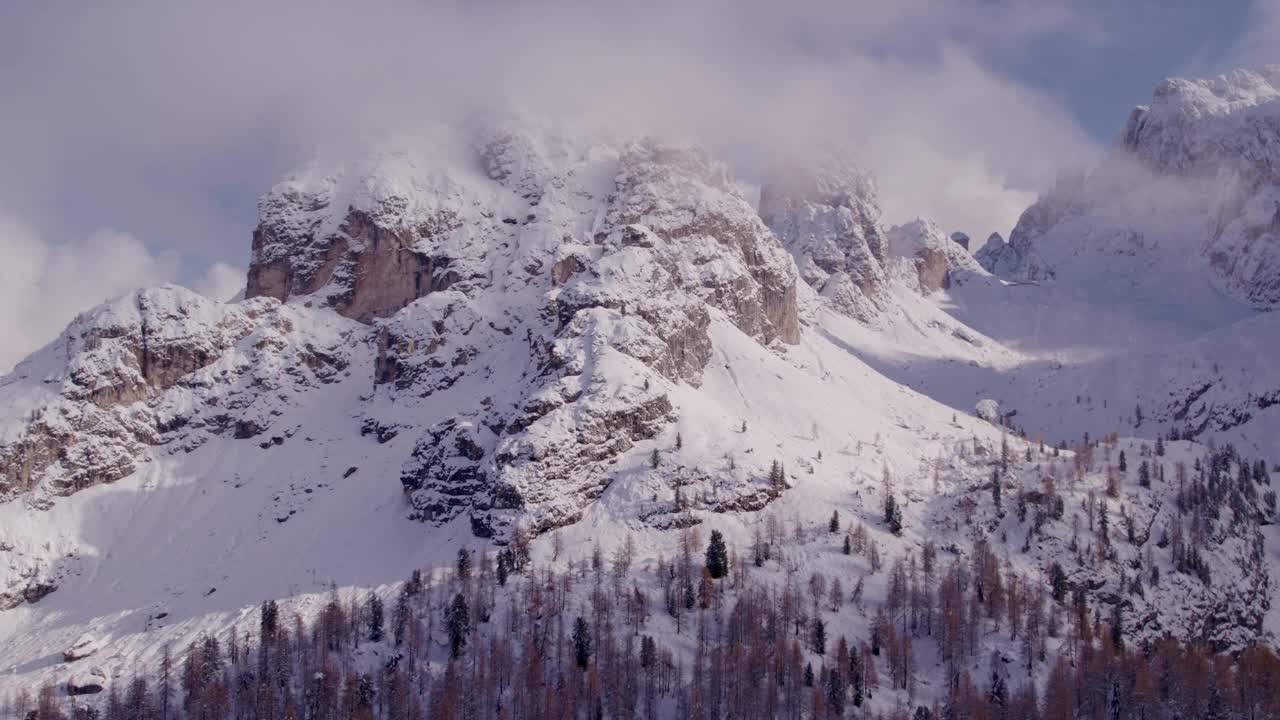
994, 68, 1280, 307
759, 152, 888, 321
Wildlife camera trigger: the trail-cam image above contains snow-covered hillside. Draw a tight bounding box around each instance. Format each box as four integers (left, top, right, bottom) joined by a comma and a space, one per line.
0, 72, 1279, 715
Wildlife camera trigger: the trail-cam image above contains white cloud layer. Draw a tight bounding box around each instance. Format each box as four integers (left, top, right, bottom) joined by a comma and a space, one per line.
4, 0, 1215, 368
1233, 0, 1280, 66
0, 213, 242, 372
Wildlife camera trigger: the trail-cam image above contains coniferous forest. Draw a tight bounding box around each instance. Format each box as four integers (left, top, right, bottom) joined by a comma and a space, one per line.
8, 434, 1280, 720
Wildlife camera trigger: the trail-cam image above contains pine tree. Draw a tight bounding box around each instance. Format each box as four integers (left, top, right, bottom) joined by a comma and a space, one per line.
367, 593, 384, 643
455, 547, 471, 580
769, 460, 786, 490
572, 617, 592, 669
445, 593, 470, 659
843, 535, 852, 555
829, 510, 840, 533
884, 494, 903, 535
650, 448, 660, 469
705, 530, 729, 579
991, 467, 1003, 514
1156, 436, 1165, 456
1119, 451, 1128, 473
987, 669, 1007, 709
260, 599, 279, 639
1138, 461, 1151, 488
811, 618, 827, 655
496, 549, 511, 586
393, 588, 410, 646
1049, 562, 1068, 602
849, 646, 864, 707
826, 666, 846, 717
1110, 602, 1125, 651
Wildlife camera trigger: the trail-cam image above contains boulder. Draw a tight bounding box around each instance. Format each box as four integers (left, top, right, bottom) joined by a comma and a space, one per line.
67, 665, 108, 695
63, 633, 100, 662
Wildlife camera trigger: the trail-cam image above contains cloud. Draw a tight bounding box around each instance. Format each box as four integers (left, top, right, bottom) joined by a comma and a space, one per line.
0, 0, 1118, 366
0, 213, 185, 372
0, 1, 1103, 237
1233, 0, 1280, 66
0, 212, 242, 372
193, 262, 247, 304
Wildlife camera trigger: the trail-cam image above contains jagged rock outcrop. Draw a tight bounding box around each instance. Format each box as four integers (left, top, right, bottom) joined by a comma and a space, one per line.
760, 154, 888, 321
385, 133, 803, 534
885, 219, 984, 293
973, 232, 1008, 273
3, 125, 802, 546
0, 287, 355, 502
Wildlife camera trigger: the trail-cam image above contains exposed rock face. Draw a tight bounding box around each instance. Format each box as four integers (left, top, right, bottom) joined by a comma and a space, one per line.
246, 162, 482, 322
388, 134, 803, 534
0, 287, 240, 498
973, 232, 1008, 273
760, 155, 888, 321
3, 125, 801, 548
949, 232, 970, 251
885, 219, 984, 293
0, 287, 355, 503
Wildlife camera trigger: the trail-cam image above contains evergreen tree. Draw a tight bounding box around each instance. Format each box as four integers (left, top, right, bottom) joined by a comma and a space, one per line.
850, 647, 864, 707
455, 547, 471, 580
260, 599, 279, 638
987, 670, 1007, 709
826, 666, 846, 717
769, 459, 786, 490
829, 510, 840, 533
496, 549, 511, 587
1138, 461, 1151, 488
444, 593, 470, 659
639, 635, 657, 670
842, 535, 852, 555
991, 467, 1003, 514
393, 588, 410, 647
804, 663, 815, 687
1049, 562, 1068, 602
705, 530, 729, 579
1119, 451, 1128, 473
367, 593, 384, 643
1110, 602, 1125, 651
884, 495, 904, 535
811, 618, 827, 655
1156, 436, 1165, 456
572, 617, 592, 669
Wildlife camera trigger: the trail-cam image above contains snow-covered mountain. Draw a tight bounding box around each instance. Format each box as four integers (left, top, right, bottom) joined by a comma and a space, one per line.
978, 66, 1280, 310
1, 72, 1279, 712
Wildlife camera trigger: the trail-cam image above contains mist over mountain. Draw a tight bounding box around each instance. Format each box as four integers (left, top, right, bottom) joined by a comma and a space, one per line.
2, 3, 1280, 717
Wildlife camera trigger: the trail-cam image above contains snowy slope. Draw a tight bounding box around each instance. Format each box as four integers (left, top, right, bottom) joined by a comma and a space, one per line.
0, 77, 1278, 710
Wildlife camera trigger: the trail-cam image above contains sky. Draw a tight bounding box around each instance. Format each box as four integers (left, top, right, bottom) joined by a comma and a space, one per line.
0, 0, 1276, 371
